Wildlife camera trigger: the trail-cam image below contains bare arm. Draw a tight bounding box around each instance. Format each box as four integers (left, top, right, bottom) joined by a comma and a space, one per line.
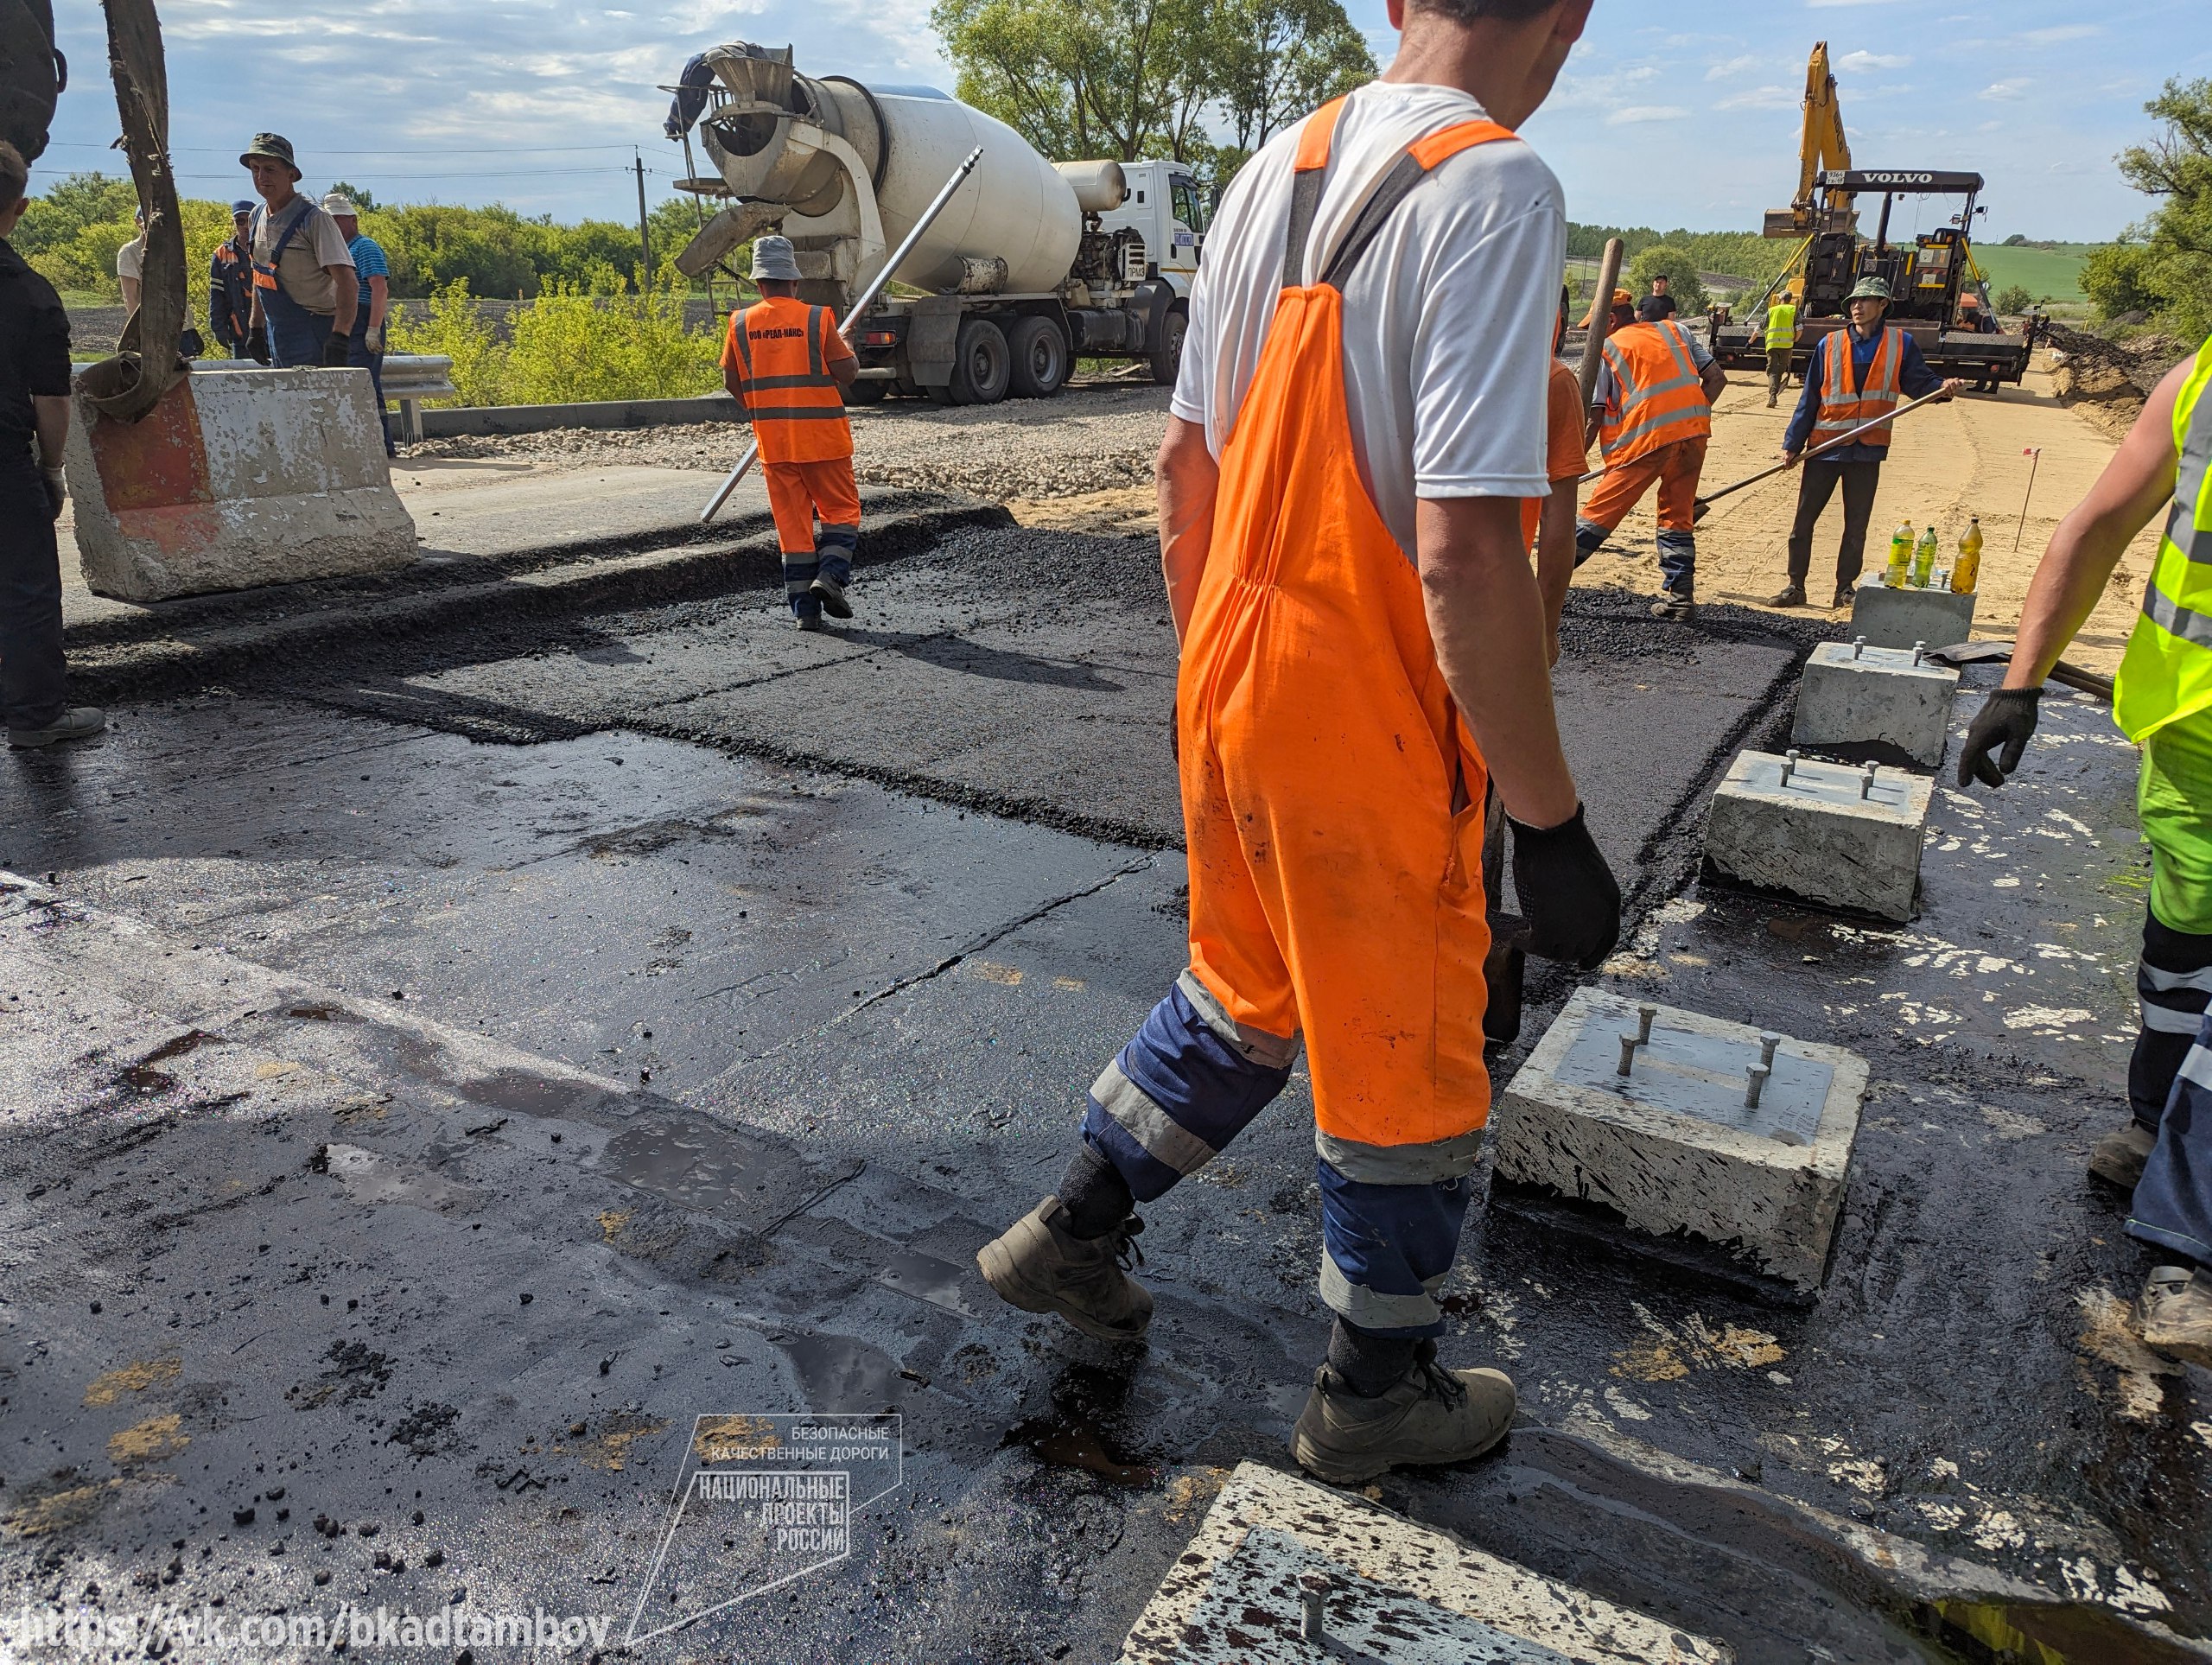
326, 268, 358, 335
1699, 359, 1726, 401
33, 394, 68, 471
367, 273, 388, 332
829, 354, 859, 391
1418, 495, 1580, 827
1157, 415, 1217, 645
2005, 359, 2189, 689
119, 275, 141, 313
722, 365, 751, 413
1535, 485, 1577, 666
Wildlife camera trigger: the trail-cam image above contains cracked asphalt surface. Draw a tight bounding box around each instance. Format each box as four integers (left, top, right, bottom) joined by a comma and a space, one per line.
2, 511, 2208, 1663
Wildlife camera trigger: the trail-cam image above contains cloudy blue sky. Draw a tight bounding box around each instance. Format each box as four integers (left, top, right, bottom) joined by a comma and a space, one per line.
37, 0, 2199, 241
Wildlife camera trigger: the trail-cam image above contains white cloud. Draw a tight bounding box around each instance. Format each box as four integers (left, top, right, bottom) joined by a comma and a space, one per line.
2023, 23, 2100, 43
1980, 79, 2031, 101
1607, 105, 1690, 125
1716, 86, 1796, 111
1836, 50, 1910, 71
1705, 53, 1759, 80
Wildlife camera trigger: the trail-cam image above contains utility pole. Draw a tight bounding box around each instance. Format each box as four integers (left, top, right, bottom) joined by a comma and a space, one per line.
634, 151, 652, 287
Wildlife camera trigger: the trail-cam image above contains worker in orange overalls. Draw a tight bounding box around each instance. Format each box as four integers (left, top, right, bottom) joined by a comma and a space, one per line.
721, 236, 861, 631
977, 0, 1620, 1488
1573, 287, 1726, 619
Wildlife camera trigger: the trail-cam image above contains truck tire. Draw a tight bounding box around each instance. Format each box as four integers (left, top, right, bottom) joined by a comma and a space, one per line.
949, 318, 1011, 406
842, 379, 888, 406
1148, 306, 1187, 386
1007, 315, 1070, 399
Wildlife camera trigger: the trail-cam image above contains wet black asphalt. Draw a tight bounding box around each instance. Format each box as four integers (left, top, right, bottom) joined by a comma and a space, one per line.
2, 517, 2207, 1663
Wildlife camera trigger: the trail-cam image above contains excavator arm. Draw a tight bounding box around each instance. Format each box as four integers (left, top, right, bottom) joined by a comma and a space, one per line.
1781, 41, 1851, 233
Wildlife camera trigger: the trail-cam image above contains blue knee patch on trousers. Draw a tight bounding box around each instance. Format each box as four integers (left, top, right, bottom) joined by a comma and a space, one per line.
1318, 1163, 1471, 1338
2131, 1013, 2212, 1270
1081, 984, 1290, 1203
1657, 531, 1697, 593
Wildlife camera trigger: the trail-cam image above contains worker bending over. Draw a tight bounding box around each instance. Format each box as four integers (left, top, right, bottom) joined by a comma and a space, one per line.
1957, 334, 2212, 1365
1768, 276, 1959, 610
722, 236, 861, 631
1764, 289, 1798, 409
977, 0, 1619, 1485
1573, 288, 1725, 620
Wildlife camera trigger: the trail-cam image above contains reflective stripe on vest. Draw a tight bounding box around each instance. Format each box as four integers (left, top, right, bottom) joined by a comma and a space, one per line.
1765, 303, 1796, 352
730, 297, 851, 466
1598, 320, 1711, 465
2113, 336, 2212, 743
1812, 327, 1903, 447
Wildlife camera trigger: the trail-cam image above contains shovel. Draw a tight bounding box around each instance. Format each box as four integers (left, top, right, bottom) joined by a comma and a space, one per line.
1924, 639, 2114, 703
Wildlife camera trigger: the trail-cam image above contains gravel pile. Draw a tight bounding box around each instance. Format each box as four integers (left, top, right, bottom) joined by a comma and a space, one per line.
405, 379, 1174, 502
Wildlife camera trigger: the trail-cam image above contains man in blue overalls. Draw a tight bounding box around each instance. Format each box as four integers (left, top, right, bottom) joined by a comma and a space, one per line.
238, 134, 355, 369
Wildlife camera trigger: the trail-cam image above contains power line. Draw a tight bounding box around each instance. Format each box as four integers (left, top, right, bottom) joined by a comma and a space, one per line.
41, 140, 648, 156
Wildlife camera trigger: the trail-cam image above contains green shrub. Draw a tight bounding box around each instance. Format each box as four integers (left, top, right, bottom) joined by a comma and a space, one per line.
387, 279, 513, 405
2082, 242, 2164, 321
1993, 283, 2034, 315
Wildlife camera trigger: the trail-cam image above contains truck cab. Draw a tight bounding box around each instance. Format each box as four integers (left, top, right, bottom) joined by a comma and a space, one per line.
1097, 161, 1208, 296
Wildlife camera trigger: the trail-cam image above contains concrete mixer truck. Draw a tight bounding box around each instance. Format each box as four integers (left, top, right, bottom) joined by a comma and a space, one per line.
663, 42, 1209, 405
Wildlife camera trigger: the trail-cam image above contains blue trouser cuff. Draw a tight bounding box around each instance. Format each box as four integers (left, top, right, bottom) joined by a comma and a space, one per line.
1315, 1163, 1471, 1338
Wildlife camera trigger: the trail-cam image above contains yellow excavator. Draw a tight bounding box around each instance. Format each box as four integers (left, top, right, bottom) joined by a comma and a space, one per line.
1713, 41, 2027, 389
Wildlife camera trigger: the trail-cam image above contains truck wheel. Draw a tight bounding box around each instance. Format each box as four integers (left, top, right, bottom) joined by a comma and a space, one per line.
1007, 316, 1069, 398
842, 379, 888, 406
1148, 307, 1187, 385
949, 318, 1011, 405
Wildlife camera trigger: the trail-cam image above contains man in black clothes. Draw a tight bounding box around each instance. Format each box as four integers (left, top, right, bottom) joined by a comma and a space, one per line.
1637, 273, 1676, 321
0, 141, 103, 748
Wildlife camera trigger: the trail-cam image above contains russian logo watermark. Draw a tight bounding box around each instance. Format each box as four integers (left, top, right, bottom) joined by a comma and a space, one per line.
626, 1412, 902, 1643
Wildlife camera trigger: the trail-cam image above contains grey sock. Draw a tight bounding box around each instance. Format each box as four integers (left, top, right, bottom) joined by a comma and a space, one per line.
1327, 1319, 1417, 1399
1057, 1141, 1134, 1239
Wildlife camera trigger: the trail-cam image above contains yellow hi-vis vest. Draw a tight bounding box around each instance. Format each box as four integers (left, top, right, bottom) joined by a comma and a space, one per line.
2114, 335, 2212, 743
1765, 302, 1797, 352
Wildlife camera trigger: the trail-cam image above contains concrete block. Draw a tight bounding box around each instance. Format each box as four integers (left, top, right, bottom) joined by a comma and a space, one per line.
1792, 639, 1961, 766
1119, 1460, 1729, 1664
1849, 574, 1975, 651
65, 365, 416, 602
1705, 748, 1932, 921
1491, 988, 1868, 1291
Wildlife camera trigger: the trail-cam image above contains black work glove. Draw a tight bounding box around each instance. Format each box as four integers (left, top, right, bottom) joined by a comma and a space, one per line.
1508, 804, 1621, 970
1957, 686, 2042, 788
249, 329, 271, 365
320, 331, 351, 367
40, 467, 65, 521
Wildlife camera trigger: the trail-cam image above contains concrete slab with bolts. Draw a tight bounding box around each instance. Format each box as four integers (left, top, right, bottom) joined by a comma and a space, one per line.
1704, 747, 1933, 921
1116, 1461, 1728, 1664
1792, 638, 1961, 766
1849, 574, 1976, 651
65, 365, 416, 601
1491, 988, 1870, 1293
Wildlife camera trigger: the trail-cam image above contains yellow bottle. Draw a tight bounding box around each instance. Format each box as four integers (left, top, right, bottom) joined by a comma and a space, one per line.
1954, 516, 1982, 594
1911, 524, 1938, 588
1887, 522, 1914, 588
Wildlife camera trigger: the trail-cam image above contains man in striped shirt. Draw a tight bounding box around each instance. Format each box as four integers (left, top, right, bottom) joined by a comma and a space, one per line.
324, 193, 393, 456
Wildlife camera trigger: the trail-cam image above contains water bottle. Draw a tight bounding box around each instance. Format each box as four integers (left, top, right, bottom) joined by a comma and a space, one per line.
1887, 522, 1914, 588
1954, 517, 1983, 594
1911, 524, 1938, 588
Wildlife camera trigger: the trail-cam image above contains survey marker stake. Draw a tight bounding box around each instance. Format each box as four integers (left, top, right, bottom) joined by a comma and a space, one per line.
700, 147, 986, 524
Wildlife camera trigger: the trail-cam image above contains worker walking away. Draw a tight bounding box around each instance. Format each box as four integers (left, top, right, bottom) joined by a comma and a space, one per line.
976, 0, 1620, 1487
1764, 288, 1797, 409
1574, 287, 1725, 620
721, 236, 861, 632
1767, 276, 1959, 609
1955, 334, 2212, 1365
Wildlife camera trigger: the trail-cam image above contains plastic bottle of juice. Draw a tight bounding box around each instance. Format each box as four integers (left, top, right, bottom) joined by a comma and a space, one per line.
1912, 524, 1938, 588
1886, 522, 1914, 588
1954, 517, 1983, 594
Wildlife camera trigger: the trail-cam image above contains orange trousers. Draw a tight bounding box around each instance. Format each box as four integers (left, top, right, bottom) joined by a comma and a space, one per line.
762, 455, 860, 553
1580, 435, 1707, 536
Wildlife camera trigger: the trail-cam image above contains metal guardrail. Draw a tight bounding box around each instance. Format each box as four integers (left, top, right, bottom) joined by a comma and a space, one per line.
381, 354, 457, 443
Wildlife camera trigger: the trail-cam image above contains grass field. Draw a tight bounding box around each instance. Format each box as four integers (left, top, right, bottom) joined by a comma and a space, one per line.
1969, 243, 2096, 302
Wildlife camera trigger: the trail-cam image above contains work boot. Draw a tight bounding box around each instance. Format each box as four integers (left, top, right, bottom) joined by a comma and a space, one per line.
1291, 1340, 1516, 1485
976, 1196, 1152, 1343
1766, 582, 1807, 608
8, 707, 105, 749
810, 574, 853, 620
794, 611, 827, 633
1830, 583, 1856, 610
2088, 1122, 2156, 1192
2137, 1266, 2212, 1369
1650, 590, 1695, 621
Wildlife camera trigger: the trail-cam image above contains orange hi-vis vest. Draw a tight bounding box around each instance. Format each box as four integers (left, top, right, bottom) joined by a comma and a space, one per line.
1175, 98, 1517, 1172
1597, 320, 1712, 466
1812, 325, 1904, 448
728, 297, 851, 466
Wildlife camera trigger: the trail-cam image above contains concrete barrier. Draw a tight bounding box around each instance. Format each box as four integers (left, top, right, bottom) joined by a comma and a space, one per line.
65, 365, 416, 603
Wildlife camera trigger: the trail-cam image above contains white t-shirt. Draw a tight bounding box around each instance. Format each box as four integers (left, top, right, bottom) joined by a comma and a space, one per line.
117, 235, 144, 282
1170, 80, 1566, 557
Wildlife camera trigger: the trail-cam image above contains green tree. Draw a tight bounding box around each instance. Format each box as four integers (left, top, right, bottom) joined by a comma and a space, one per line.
1211, 0, 1373, 164
2107, 77, 2212, 335
2082, 242, 2164, 321
325, 181, 380, 213
1993, 282, 2033, 315
1625, 243, 1708, 315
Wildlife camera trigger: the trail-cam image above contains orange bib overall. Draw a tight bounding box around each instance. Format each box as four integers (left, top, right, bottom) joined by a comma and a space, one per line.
1077, 100, 1515, 1338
